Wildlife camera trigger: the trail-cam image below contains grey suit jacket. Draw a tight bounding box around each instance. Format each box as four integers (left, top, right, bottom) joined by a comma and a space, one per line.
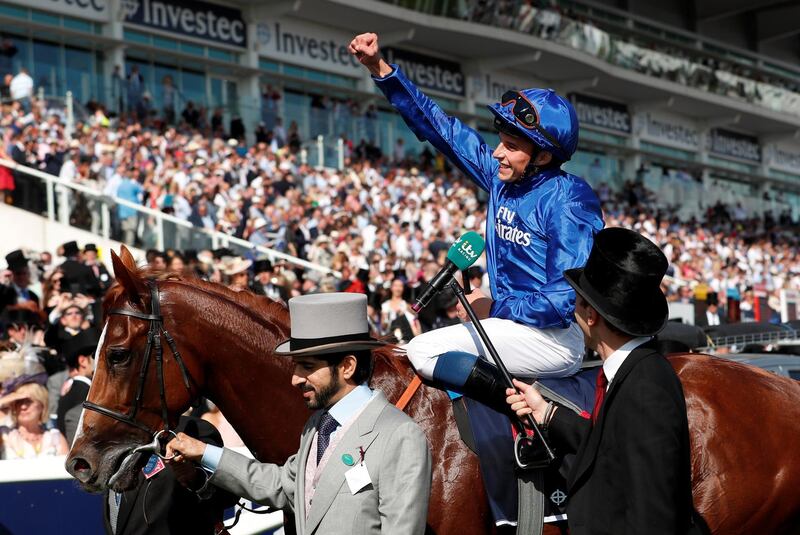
210, 391, 432, 535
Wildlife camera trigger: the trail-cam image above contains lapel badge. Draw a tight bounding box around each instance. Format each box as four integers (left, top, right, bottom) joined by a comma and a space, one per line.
342, 453, 355, 466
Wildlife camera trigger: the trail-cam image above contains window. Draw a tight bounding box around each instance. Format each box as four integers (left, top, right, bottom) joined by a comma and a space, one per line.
789, 370, 800, 380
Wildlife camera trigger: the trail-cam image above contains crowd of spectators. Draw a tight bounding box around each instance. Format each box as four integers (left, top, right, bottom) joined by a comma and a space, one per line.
456, 0, 800, 117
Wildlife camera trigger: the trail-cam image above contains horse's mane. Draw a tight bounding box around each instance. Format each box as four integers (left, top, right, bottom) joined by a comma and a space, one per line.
103, 267, 289, 326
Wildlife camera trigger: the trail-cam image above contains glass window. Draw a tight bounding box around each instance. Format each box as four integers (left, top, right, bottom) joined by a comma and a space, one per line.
123, 30, 151, 46
154, 64, 179, 114
33, 40, 61, 96
564, 151, 623, 189
640, 141, 696, 162
180, 69, 206, 109
259, 59, 280, 73
0, 4, 26, 19
63, 17, 93, 33
153, 36, 179, 51
179, 42, 204, 57
30, 10, 60, 26
208, 48, 234, 62
64, 46, 93, 103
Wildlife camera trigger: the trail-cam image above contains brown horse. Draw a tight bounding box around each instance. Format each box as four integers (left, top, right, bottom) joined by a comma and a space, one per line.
66, 247, 800, 534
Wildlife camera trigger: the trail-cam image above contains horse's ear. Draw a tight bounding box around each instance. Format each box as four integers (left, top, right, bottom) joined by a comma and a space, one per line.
118, 245, 137, 272
111, 249, 146, 304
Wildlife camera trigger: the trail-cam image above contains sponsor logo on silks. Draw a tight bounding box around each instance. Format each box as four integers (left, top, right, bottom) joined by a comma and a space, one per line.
495, 206, 531, 246
550, 488, 567, 506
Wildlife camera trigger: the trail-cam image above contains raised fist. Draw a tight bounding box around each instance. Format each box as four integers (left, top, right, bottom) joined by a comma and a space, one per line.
348, 33, 380, 67
348, 33, 392, 77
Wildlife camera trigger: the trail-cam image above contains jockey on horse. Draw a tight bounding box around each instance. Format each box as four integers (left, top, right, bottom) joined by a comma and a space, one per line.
349, 33, 604, 411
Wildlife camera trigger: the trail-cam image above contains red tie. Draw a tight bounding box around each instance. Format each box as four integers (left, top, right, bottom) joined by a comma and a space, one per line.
592, 369, 608, 425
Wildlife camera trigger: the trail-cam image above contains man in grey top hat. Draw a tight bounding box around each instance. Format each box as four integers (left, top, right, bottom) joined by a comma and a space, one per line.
166, 293, 432, 535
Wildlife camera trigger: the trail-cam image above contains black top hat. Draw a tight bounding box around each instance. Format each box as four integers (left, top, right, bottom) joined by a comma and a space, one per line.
253, 259, 273, 274
61, 241, 79, 257
61, 328, 100, 368
83, 243, 98, 253
4, 308, 36, 327
564, 227, 669, 337
5, 250, 28, 272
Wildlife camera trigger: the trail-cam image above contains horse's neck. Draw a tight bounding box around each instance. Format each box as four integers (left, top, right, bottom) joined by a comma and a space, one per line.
181, 291, 304, 463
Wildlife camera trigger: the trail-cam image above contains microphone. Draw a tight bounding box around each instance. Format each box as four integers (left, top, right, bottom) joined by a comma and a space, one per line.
412, 231, 486, 313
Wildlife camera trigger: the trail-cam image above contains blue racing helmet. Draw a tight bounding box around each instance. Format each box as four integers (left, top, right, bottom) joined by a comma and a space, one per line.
488, 89, 579, 163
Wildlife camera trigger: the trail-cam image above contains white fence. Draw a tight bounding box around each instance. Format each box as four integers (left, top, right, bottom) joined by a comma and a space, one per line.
1, 158, 338, 277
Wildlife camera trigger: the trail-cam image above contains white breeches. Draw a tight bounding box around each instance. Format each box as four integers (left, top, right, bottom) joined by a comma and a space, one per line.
405, 318, 585, 380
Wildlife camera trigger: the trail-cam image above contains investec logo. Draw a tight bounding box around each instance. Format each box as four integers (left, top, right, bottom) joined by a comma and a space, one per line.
495, 206, 531, 246
126, 0, 246, 46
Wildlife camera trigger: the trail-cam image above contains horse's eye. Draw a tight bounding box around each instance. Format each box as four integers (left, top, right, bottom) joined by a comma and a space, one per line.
107, 348, 130, 366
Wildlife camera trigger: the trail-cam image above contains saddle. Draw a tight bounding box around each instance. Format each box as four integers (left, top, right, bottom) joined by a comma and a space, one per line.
452, 363, 601, 532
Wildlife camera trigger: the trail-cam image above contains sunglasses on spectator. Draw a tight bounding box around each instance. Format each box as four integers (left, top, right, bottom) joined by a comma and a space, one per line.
499, 91, 562, 151
63, 310, 83, 316
13, 397, 33, 407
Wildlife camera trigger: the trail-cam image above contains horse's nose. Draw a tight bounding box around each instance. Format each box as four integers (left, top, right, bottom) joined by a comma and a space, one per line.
66, 456, 94, 483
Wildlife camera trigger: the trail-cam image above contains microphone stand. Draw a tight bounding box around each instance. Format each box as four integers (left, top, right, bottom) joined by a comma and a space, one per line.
448, 279, 556, 469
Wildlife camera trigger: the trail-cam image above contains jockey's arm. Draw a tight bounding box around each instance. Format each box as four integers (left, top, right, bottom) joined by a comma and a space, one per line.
372, 65, 498, 193
491, 201, 602, 328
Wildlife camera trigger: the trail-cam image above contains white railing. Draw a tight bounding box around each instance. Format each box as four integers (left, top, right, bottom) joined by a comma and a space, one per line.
0, 158, 339, 277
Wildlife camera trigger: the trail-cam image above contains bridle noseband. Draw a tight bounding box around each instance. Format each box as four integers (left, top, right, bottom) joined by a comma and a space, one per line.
82, 281, 197, 441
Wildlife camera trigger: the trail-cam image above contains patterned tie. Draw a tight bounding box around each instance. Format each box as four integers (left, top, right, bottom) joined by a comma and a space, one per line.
592, 369, 608, 425
316, 412, 338, 465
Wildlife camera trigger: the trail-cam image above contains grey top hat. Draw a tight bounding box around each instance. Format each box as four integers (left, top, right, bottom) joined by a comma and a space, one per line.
275, 293, 386, 356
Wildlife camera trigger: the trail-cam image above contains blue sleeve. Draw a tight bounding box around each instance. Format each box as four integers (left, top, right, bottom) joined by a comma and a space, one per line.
200, 444, 224, 474
491, 201, 603, 328
373, 65, 498, 192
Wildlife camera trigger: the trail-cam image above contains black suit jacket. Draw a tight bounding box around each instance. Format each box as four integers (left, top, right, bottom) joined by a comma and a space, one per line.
56, 377, 90, 442
60, 258, 101, 297
103, 417, 238, 535
548, 342, 697, 535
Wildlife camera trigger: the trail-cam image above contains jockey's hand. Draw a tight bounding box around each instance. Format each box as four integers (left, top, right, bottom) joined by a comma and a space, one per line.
457, 287, 493, 322
165, 432, 207, 464
506, 379, 552, 426
348, 33, 393, 78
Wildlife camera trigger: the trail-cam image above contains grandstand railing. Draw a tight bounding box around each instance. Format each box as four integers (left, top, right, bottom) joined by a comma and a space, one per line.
0, 158, 339, 277
702, 328, 800, 351
379, 0, 800, 120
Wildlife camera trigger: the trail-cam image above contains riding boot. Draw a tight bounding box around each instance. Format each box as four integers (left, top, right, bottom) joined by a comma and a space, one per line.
431, 351, 517, 419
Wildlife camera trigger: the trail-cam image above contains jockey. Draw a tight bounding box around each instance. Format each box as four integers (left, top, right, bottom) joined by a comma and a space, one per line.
349, 33, 604, 413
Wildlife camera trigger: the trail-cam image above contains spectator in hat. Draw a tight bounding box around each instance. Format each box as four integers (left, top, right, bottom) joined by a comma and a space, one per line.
56, 328, 98, 443
44, 304, 91, 356
4, 249, 40, 310
250, 259, 274, 295
222, 257, 252, 292
696, 292, 725, 328
59, 241, 101, 297
83, 243, 112, 293
0, 382, 69, 459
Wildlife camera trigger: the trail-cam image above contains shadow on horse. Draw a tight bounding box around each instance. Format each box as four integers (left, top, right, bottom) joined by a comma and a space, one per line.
66, 248, 800, 534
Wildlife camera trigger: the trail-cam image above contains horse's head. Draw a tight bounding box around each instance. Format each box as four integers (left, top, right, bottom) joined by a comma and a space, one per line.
66, 246, 200, 493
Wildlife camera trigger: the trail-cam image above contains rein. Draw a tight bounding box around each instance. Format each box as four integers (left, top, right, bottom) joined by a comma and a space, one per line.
83, 281, 197, 445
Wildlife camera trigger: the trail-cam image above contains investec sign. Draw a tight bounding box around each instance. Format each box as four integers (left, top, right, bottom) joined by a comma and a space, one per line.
123, 0, 246, 48
384, 48, 465, 97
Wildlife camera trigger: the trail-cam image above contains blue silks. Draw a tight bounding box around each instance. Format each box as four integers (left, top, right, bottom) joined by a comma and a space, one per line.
373, 66, 604, 331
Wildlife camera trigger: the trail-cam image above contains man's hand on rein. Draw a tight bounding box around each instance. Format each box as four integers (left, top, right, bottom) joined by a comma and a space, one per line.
165, 432, 207, 463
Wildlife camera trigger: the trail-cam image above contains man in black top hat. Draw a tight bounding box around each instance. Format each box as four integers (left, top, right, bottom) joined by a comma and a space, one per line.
57, 328, 98, 443
59, 241, 101, 297
83, 243, 112, 293
4, 249, 40, 309
506, 228, 700, 535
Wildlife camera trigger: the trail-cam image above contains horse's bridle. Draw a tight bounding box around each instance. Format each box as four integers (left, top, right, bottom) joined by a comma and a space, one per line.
82, 280, 197, 440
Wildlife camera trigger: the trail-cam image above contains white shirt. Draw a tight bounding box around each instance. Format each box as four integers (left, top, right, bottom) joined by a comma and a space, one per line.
706, 310, 720, 326
602, 337, 652, 389
10, 72, 33, 100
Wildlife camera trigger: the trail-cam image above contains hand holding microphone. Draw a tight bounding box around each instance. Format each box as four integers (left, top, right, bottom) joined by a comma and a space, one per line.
412, 231, 486, 313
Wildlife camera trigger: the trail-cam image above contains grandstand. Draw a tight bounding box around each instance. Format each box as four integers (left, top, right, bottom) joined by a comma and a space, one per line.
1, 0, 800, 533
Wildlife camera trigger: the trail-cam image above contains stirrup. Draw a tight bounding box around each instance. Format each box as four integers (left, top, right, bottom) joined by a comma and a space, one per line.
514, 433, 553, 470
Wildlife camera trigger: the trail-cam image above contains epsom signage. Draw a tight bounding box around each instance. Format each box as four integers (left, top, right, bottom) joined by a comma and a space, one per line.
123, 0, 246, 48
570, 93, 631, 134
5, 0, 109, 22
257, 18, 362, 77
384, 48, 465, 97
636, 112, 699, 152
708, 129, 761, 163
